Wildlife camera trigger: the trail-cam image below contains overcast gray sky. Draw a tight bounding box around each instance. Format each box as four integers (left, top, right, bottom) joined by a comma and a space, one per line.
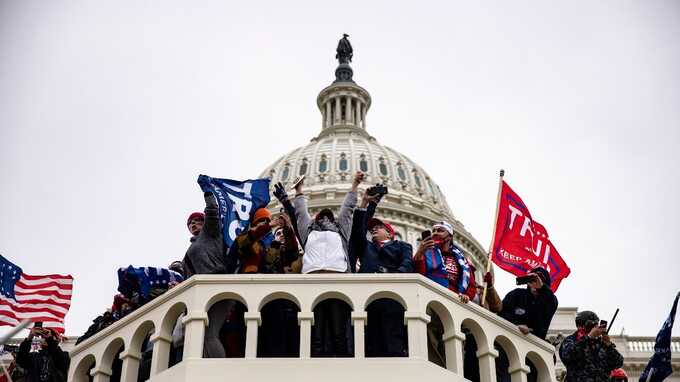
1, 1, 679, 337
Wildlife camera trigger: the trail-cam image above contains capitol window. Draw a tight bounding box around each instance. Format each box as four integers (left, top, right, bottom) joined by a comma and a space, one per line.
378, 157, 388, 176
299, 158, 308, 176
359, 154, 368, 172
413, 171, 422, 189
397, 163, 407, 182
281, 164, 290, 181
339, 153, 348, 172
319, 155, 328, 173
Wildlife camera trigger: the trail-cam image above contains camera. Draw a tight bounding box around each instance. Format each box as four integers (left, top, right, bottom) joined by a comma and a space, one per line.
515, 275, 537, 285
367, 184, 388, 199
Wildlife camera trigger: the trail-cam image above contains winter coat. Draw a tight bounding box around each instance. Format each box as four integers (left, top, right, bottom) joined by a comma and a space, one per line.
559, 331, 624, 382
349, 206, 414, 273
498, 285, 558, 340
16, 337, 69, 382
231, 224, 301, 274
183, 193, 228, 277
292, 191, 357, 273
414, 245, 477, 300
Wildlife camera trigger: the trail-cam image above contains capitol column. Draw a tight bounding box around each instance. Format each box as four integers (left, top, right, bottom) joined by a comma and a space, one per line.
509, 364, 530, 382
355, 101, 361, 127
351, 311, 367, 358
325, 101, 332, 127
90, 367, 111, 382
334, 97, 341, 123
477, 347, 499, 382
182, 311, 208, 359
442, 330, 466, 373
149, 332, 172, 375
119, 349, 142, 382
244, 312, 261, 358
298, 312, 315, 358
345, 96, 352, 124
404, 311, 430, 360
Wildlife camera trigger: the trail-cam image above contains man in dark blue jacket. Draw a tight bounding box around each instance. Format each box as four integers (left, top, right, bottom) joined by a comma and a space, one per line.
350, 189, 414, 357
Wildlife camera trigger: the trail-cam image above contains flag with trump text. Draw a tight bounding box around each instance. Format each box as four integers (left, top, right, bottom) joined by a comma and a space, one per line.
0, 254, 73, 333
491, 181, 570, 292
197, 174, 271, 248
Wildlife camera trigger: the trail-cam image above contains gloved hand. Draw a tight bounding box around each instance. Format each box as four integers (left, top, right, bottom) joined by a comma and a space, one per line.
273, 182, 288, 202
483, 271, 493, 287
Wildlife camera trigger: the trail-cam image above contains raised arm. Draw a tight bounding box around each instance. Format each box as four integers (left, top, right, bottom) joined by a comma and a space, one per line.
338, 171, 364, 239
203, 192, 221, 238
291, 177, 312, 243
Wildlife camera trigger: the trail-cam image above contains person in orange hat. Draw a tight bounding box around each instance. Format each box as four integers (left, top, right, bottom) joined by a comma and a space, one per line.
231, 208, 272, 273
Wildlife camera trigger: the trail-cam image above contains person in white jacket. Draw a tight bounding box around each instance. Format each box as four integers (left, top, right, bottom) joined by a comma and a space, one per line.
292, 171, 362, 274
292, 171, 363, 356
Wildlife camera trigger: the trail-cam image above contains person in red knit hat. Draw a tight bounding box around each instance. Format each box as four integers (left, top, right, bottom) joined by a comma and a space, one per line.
610, 368, 628, 382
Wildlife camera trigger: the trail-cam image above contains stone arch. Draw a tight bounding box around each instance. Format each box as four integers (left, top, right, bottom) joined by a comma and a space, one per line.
258, 298, 301, 358
425, 300, 454, 368
129, 320, 156, 353
526, 350, 552, 382
160, 301, 188, 368
460, 317, 490, 381
205, 291, 248, 312
311, 291, 354, 311
364, 290, 408, 310
493, 334, 522, 380
130, 320, 155, 382
100, 337, 125, 379
258, 291, 301, 312
71, 354, 96, 382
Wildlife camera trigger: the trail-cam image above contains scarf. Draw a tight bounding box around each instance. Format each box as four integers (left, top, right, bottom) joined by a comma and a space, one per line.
442, 242, 472, 294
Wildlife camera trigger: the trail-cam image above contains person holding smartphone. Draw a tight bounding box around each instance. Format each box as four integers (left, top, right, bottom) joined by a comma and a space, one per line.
16, 325, 70, 382
559, 310, 624, 382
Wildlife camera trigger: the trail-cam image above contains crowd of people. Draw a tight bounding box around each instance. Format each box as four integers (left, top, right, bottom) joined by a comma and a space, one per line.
7, 171, 626, 382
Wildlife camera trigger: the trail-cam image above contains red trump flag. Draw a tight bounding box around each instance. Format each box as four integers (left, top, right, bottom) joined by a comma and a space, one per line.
491, 180, 570, 292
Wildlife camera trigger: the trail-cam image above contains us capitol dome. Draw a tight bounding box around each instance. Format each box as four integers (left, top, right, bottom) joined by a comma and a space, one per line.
259, 37, 488, 274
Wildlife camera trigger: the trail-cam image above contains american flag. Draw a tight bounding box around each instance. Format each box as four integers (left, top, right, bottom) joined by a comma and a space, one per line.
0, 255, 73, 333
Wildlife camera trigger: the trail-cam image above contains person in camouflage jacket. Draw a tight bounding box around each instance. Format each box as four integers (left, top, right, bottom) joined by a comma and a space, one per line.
559, 310, 624, 382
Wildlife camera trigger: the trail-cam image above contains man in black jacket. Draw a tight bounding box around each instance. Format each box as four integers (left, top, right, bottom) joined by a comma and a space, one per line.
559, 310, 624, 382
350, 189, 414, 357
16, 327, 70, 382
498, 267, 558, 340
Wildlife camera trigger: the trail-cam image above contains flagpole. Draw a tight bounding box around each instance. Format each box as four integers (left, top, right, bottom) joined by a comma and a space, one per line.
482, 169, 504, 304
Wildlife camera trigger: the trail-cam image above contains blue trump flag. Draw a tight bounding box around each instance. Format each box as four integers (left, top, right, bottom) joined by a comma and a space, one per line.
639, 292, 679, 382
197, 174, 271, 248
117, 266, 184, 299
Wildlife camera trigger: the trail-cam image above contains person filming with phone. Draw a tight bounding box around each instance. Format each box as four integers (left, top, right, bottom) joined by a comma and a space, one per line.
16, 323, 70, 382
559, 310, 624, 382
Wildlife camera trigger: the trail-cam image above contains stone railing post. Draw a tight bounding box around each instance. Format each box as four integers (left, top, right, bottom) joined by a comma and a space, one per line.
181, 311, 208, 359
119, 350, 142, 382
404, 311, 430, 360
149, 332, 172, 375
298, 311, 315, 359
351, 311, 367, 358
476, 348, 499, 382
442, 330, 466, 374
509, 364, 530, 382
244, 312, 261, 359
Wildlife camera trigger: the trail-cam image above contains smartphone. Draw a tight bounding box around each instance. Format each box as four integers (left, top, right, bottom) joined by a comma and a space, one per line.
599, 320, 608, 327
292, 175, 305, 190
516, 275, 536, 285
421, 230, 431, 240
34, 322, 43, 328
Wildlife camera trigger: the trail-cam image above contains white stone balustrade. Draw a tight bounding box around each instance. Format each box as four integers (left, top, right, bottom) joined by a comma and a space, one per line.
69, 274, 557, 382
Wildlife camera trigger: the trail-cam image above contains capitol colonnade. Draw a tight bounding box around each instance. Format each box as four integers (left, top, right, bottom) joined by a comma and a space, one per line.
69, 274, 556, 382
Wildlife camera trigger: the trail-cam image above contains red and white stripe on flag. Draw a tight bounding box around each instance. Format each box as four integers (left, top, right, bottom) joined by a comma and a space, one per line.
0, 273, 73, 333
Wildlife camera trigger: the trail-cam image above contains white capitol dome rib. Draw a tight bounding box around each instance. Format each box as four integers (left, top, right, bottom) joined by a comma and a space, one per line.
258, 58, 488, 275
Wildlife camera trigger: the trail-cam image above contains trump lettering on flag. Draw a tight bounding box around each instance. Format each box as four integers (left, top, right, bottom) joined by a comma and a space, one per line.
0, 254, 73, 333
491, 180, 571, 291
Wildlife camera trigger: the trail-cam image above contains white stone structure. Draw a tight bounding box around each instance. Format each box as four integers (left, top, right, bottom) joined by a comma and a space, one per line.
259, 64, 488, 276
68, 274, 556, 382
